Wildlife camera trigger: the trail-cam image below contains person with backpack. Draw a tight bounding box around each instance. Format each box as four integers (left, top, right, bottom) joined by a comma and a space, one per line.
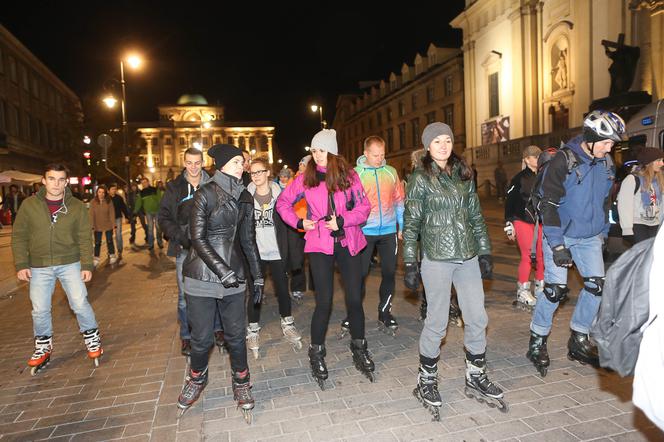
404, 122, 506, 419
526, 110, 625, 377
617, 147, 664, 244
504, 145, 544, 311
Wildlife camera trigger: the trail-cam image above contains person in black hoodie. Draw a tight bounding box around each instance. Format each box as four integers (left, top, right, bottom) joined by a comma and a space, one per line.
177, 144, 263, 421
504, 145, 544, 311
158, 148, 223, 357
108, 184, 130, 262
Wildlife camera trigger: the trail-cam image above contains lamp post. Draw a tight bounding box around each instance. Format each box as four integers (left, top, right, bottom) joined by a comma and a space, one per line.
310, 104, 326, 129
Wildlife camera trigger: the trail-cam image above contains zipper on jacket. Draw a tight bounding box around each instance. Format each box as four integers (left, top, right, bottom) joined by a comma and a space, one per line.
374, 170, 383, 234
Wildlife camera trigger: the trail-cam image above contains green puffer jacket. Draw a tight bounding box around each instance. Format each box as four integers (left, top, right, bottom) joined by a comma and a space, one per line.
402, 161, 491, 263
12, 187, 94, 271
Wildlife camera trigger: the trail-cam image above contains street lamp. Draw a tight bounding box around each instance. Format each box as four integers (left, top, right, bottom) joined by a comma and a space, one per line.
101, 52, 143, 185
310, 104, 326, 129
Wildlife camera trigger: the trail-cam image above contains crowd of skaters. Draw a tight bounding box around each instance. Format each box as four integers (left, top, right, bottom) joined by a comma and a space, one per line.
9, 109, 664, 427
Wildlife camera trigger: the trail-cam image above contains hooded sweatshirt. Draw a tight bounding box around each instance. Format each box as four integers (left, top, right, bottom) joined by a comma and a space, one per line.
247, 181, 282, 261
354, 155, 405, 236
276, 166, 370, 256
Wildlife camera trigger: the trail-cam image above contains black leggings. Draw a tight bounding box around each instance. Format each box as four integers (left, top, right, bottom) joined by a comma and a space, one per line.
360, 233, 398, 313
247, 259, 291, 323
94, 230, 115, 256
309, 243, 364, 345
186, 294, 247, 373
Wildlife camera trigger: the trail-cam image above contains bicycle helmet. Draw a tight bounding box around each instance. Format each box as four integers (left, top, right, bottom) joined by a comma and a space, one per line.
582, 110, 627, 143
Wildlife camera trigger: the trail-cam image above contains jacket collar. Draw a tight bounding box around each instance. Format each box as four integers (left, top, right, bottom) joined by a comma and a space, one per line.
37, 186, 73, 203
213, 170, 245, 200
246, 180, 281, 198
356, 154, 386, 170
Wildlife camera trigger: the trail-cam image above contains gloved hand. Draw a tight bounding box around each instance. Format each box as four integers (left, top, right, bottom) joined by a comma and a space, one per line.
503, 222, 515, 241
404, 262, 420, 291
180, 235, 191, 250
252, 278, 265, 304
478, 255, 493, 279
552, 245, 573, 267
623, 235, 635, 246
220, 271, 240, 288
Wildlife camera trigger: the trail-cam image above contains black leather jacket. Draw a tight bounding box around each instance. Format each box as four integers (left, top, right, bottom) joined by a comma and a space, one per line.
182, 171, 262, 284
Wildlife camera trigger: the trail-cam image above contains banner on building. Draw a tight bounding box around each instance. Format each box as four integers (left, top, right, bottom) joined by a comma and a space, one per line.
481, 116, 510, 145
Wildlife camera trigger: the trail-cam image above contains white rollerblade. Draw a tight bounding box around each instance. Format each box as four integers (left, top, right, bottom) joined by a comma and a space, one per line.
513, 282, 536, 311
280, 316, 302, 351
246, 323, 260, 360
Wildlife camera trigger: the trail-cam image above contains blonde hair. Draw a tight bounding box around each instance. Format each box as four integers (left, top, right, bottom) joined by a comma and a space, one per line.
410, 149, 425, 170
638, 162, 664, 194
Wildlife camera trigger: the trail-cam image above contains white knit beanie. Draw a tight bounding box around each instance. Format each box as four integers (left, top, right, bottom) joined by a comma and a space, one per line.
310, 129, 338, 155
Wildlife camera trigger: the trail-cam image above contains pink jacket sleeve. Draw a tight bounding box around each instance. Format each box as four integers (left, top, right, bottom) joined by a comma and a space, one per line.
276, 174, 305, 229
340, 173, 371, 227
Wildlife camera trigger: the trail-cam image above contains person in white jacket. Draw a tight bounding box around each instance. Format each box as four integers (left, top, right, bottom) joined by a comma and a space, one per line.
617, 148, 664, 244
633, 224, 664, 430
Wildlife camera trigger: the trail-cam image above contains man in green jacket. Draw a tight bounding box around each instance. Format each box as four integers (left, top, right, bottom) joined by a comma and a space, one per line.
13, 163, 103, 375
134, 177, 163, 250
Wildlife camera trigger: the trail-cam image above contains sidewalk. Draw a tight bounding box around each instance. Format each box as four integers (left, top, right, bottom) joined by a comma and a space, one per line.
0, 199, 661, 441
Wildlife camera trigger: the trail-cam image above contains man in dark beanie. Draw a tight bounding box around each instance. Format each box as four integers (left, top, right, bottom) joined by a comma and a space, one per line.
177, 144, 263, 422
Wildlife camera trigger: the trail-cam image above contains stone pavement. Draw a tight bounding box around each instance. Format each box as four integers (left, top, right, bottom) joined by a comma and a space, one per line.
0, 198, 662, 442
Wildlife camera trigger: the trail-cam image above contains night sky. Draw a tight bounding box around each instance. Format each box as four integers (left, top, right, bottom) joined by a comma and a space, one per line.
1, 1, 464, 167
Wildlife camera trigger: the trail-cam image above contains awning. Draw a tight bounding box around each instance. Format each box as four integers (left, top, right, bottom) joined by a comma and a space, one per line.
0, 170, 43, 184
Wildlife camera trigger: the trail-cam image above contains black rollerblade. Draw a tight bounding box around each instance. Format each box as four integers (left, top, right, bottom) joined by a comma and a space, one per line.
181, 339, 191, 357
309, 344, 328, 390
567, 330, 600, 368
232, 371, 254, 424
27, 335, 52, 376
449, 297, 463, 327
413, 362, 443, 421
378, 311, 398, 337
464, 357, 508, 412
338, 318, 350, 340
177, 367, 208, 418
350, 339, 376, 382
526, 331, 550, 377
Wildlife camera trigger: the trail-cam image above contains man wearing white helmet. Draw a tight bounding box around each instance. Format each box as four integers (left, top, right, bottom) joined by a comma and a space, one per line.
526, 110, 626, 377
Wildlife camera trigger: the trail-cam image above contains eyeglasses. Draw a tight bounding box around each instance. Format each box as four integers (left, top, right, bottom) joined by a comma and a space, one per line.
250, 169, 269, 177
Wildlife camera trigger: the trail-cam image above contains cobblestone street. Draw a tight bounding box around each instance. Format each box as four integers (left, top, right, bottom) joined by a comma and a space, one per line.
0, 199, 662, 442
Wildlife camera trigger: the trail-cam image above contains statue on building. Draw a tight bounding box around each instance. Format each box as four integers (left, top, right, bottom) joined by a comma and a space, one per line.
601, 33, 640, 96
553, 48, 568, 91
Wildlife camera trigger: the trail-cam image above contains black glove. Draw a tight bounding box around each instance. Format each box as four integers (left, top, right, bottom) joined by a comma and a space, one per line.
221, 271, 240, 289
404, 262, 420, 291
623, 235, 635, 246
552, 245, 573, 267
180, 235, 191, 250
252, 278, 265, 304
478, 255, 493, 279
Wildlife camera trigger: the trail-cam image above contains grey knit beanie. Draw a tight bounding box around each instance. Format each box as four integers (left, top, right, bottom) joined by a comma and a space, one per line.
522, 145, 542, 158
310, 129, 338, 155
422, 122, 454, 150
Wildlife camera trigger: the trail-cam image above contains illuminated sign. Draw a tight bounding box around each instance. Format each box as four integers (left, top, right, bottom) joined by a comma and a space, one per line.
642, 116, 654, 126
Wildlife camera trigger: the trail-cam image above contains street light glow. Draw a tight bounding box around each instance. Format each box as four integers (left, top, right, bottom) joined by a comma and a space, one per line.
250, 149, 257, 155
193, 141, 202, 150
126, 54, 142, 69
277, 159, 283, 164
103, 96, 118, 108
305, 146, 310, 151
83, 136, 91, 145
311, 105, 319, 113
203, 122, 211, 129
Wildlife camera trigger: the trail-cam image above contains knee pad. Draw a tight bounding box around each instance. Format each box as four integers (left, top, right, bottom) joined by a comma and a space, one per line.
583, 276, 605, 296
543, 283, 569, 303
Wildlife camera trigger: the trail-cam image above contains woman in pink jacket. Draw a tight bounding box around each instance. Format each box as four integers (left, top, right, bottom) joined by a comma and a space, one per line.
277, 129, 374, 389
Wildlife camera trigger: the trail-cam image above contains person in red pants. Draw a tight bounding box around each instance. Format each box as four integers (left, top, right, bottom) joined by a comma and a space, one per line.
504, 145, 545, 311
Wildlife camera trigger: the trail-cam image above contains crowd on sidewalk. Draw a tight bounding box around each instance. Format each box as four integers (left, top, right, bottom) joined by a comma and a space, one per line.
8, 109, 664, 428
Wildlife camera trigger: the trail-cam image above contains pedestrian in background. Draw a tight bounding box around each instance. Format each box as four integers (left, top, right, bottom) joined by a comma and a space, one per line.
134, 177, 163, 250
286, 155, 312, 302
108, 183, 130, 262
90, 185, 117, 267
617, 147, 664, 244
494, 161, 507, 202
2, 184, 25, 224
127, 182, 148, 245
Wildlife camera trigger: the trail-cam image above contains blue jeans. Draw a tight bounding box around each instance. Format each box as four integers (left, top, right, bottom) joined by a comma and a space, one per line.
115, 218, 124, 254
176, 251, 222, 339
29, 262, 98, 336
531, 235, 605, 336
145, 213, 162, 249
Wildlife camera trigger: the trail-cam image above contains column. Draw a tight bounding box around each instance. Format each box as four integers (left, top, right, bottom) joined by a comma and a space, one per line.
267, 135, 274, 164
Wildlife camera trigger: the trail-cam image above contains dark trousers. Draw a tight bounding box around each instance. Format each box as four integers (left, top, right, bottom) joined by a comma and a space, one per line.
129, 213, 148, 243
186, 293, 247, 373
288, 229, 309, 292
309, 243, 364, 345
247, 259, 291, 323
634, 224, 659, 244
360, 233, 398, 314
94, 230, 115, 257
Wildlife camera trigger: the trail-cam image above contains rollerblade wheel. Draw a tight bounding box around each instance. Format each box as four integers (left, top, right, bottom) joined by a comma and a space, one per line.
93, 358, 99, 368
315, 378, 326, 391
242, 409, 252, 424
293, 341, 303, 351
538, 366, 547, 377
497, 399, 510, 413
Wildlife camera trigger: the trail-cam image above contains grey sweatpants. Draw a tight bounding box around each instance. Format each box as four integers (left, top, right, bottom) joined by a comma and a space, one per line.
419, 255, 488, 359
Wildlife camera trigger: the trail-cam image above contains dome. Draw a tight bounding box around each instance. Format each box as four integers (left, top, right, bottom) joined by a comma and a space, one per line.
177, 94, 208, 106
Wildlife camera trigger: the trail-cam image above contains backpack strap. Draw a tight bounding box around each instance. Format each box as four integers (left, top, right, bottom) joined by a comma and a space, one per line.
632, 174, 641, 194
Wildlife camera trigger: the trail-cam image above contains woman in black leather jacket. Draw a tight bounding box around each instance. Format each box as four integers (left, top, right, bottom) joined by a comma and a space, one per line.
177, 144, 264, 419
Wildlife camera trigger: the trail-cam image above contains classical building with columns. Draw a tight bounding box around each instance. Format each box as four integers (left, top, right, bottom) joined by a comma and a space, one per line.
332, 45, 465, 179
451, 0, 664, 192
134, 94, 276, 182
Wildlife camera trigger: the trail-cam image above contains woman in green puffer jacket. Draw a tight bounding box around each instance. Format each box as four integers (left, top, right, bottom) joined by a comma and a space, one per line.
404, 122, 508, 419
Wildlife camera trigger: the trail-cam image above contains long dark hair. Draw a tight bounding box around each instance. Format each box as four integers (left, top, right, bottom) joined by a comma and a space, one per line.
422, 150, 473, 181
94, 185, 110, 204
303, 154, 353, 192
